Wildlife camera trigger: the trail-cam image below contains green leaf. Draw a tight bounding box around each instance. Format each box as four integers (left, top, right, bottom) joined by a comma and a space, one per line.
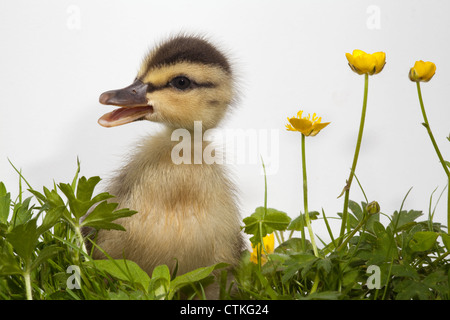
388, 210, 422, 232
348, 200, 363, 221
390, 264, 419, 280
42, 186, 66, 209
169, 263, 228, 298
58, 179, 114, 220
151, 264, 171, 281
281, 253, 317, 283
30, 245, 62, 271
58, 183, 87, 219
287, 211, 319, 231
255, 270, 279, 300
86, 259, 151, 291
395, 280, 431, 300
422, 269, 448, 292
6, 218, 39, 262
365, 213, 380, 233
76, 176, 101, 202
0, 182, 7, 197
243, 207, 291, 245
372, 221, 385, 237
108, 289, 147, 300
299, 291, 341, 300
71, 157, 81, 190
12, 197, 34, 226
409, 231, 438, 252
28, 189, 47, 204
316, 257, 332, 275
0, 240, 22, 275
0, 182, 11, 224
342, 269, 360, 287
37, 206, 66, 235
440, 233, 450, 251
368, 222, 398, 265
275, 238, 305, 254
337, 210, 359, 229
149, 265, 171, 298
0, 252, 22, 275
80, 202, 136, 230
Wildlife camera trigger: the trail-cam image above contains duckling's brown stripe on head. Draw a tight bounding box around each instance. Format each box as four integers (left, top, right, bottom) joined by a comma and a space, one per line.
142, 36, 231, 76
144, 80, 216, 93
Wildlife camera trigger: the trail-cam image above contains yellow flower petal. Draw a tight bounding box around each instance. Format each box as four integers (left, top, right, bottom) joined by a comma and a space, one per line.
352, 49, 366, 57
263, 233, 275, 253
289, 118, 313, 133
250, 233, 275, 265
309, 122, 331, 136
409, 60, 436, 82
372, 52, 386, 74
285, 123, 296, 131
286, 110, 330, 136
346, 49, 386, 75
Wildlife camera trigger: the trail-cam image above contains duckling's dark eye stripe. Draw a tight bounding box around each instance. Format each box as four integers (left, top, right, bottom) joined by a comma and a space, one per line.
143, 81, 216, 93
191, 82, 216, 88
165, 80, 216, 90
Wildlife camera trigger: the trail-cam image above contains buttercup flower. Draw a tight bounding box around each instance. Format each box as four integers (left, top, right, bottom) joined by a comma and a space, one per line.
286, 110, 330, 136
338, 50, 384, 244
346, 50, 386, 75
250, 233, 274, 265
409, 60, 436, 82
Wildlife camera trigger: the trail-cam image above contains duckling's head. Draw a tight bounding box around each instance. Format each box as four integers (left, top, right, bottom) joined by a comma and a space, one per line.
98, 35, 235, 130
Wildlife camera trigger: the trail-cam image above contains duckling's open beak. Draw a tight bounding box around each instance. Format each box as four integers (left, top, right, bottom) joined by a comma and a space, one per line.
98, 80, 153, 127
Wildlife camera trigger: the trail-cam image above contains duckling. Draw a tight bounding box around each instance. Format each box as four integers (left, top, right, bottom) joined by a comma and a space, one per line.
88, 35, 244, 297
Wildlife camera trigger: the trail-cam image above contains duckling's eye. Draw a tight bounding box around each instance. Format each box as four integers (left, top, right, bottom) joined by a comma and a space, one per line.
170, 76, 192, 90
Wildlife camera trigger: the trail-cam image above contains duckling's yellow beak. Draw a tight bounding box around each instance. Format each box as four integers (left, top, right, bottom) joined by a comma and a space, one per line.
98, 79, 153, 127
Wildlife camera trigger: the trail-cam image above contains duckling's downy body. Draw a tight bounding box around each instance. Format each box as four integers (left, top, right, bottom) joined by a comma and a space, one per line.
91, 36, 244, 289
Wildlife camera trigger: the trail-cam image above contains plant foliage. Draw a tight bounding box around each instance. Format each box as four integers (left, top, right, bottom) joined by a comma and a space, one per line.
1, 162, 448, 300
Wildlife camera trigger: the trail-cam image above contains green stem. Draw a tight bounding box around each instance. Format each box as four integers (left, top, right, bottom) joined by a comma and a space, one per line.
301, 134, 319, 257
310, 272, 320, 294
416, 82, 450, 231
431, 250, 450, 267
274, 230, 283, 245
258, 157, 269, 270
75, 226, 88, 255
69, 221, 88, 265
337, 214, 369, 252
338, 73, 369, 245
24, 266, 32, 300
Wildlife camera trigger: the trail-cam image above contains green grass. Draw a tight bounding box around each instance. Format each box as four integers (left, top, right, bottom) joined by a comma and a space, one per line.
0, 160, 449, 300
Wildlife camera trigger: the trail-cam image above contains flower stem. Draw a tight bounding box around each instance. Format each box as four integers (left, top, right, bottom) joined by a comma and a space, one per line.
416, 82, 450, 231
301, 134, 319, 257
338, 73, 369, 245
258, 158, 269, 269
337, 214, 369, 252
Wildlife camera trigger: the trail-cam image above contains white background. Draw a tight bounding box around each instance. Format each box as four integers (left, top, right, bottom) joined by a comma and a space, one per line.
1, 0, 449, 245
